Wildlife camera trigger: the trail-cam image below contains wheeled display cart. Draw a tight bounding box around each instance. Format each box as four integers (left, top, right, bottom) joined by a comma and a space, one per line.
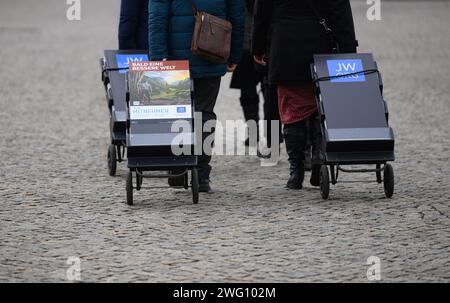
311, 53, 395, 199
100, 50, 149, 176
124, 60, 199, 205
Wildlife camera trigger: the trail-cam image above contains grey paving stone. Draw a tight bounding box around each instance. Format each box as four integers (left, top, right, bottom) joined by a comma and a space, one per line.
0, 0, 448, 282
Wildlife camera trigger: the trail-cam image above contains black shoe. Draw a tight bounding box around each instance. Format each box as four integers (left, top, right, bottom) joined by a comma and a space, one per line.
257, 148, 271, 159
168, 169, 185, 187
198, 179, 212, 193
287, 170, 304, 190
309, 115, 324, 164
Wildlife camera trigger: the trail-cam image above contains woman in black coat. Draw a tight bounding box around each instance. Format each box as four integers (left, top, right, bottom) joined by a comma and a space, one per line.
118, 0, 149, 50
252, 0, 357, 189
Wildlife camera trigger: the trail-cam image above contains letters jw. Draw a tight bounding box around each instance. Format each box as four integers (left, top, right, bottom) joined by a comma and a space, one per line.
327, 59, 366, 83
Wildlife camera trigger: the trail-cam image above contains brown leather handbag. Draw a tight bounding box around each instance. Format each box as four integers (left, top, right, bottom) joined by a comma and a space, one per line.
191, 3, 232, 64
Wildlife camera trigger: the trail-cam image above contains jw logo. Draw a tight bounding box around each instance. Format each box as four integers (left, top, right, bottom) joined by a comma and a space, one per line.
327, 59, 366, 83
115, 54, 149, 74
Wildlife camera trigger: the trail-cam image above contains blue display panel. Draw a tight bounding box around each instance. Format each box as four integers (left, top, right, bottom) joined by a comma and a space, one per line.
115, 54, 149, 73
327, 59, 366, 83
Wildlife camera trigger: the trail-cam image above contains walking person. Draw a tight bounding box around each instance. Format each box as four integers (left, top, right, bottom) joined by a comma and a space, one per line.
149, 0, 245, 192
230, 0, 283, 156
230, 0, 263, 148
118, 0, 149, 50
252, 0, 357, 189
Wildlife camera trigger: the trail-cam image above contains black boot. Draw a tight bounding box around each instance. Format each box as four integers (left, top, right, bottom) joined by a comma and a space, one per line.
263, 82, 284, 149
198, 166, 212, 193
197, 129, 214, 193
168, 169, 185, 187
309, 114, 324, 187
283, 121, 307, 190
304, 144, 312, 171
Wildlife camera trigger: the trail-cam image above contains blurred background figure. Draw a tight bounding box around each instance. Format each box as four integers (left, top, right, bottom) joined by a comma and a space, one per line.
230, 0, 263, 148
230, 0, 283, 156
118, 0, 149, 50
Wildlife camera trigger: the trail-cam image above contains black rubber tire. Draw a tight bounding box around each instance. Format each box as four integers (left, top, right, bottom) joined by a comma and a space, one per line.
383, 164, 395, 198
126, 171, 133, 206
320, 165, 330, 200
107, 145, 117, 176
376, 164, 382, 184
191, 168, 199, 204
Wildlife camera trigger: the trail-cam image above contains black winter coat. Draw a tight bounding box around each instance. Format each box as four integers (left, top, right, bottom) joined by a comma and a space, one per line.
118, 0, 149, 50
252, 0, 357, 85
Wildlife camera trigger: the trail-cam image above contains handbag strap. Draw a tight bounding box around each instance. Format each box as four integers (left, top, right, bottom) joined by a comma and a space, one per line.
305, 0, 340, 53
192, 1, 198, 16
191, 0, 231, 17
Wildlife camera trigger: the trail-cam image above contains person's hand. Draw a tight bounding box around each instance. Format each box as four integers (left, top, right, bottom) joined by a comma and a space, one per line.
227, 63, 237, 72
253, 54, 266, 66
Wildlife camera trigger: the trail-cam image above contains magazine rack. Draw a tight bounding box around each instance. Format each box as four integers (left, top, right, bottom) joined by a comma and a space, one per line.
124, 60, 199, 205
311, 53, 395, 199
100, 50, 150, 176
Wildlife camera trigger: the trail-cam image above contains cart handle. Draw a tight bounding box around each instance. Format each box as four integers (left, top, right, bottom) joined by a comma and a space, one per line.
314, 69, 380, 84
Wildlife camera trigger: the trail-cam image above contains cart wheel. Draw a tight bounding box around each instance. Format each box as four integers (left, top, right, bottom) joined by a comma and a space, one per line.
107, 144, 117, 176
191, 168, 199, 204
136, 171, 143, 191
376, 164, 382, 184
383, 164, 394, 198
126, 171, 134, 206
320, 165, 330, 200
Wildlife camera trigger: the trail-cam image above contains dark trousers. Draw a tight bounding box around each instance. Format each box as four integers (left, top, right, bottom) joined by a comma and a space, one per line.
193, 77, 222, 181
240, 85, 260, 121
240, 84, 261, 144
234, 51, 262, 142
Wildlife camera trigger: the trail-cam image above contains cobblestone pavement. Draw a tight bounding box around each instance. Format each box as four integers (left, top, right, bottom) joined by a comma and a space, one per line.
0, 0, 449, 282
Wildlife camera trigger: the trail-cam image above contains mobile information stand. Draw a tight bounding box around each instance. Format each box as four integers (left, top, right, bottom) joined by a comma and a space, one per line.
100, 50, 150, 176
311, 53, 395, 199
125, 60, 199, 205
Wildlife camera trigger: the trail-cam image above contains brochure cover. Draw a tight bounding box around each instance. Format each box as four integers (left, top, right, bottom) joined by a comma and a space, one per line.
129, 60, 191, 105
127, 60, 193, 147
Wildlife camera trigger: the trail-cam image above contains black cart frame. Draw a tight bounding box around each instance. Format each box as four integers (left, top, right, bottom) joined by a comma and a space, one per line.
311, 53, 396, 199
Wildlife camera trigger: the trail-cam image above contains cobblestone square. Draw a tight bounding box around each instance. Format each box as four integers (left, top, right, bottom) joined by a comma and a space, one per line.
0, 0, 448, 282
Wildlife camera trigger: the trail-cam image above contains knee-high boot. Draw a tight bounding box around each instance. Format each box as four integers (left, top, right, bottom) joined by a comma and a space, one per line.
283, 121, 307, 190
309, 114, 324, 186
